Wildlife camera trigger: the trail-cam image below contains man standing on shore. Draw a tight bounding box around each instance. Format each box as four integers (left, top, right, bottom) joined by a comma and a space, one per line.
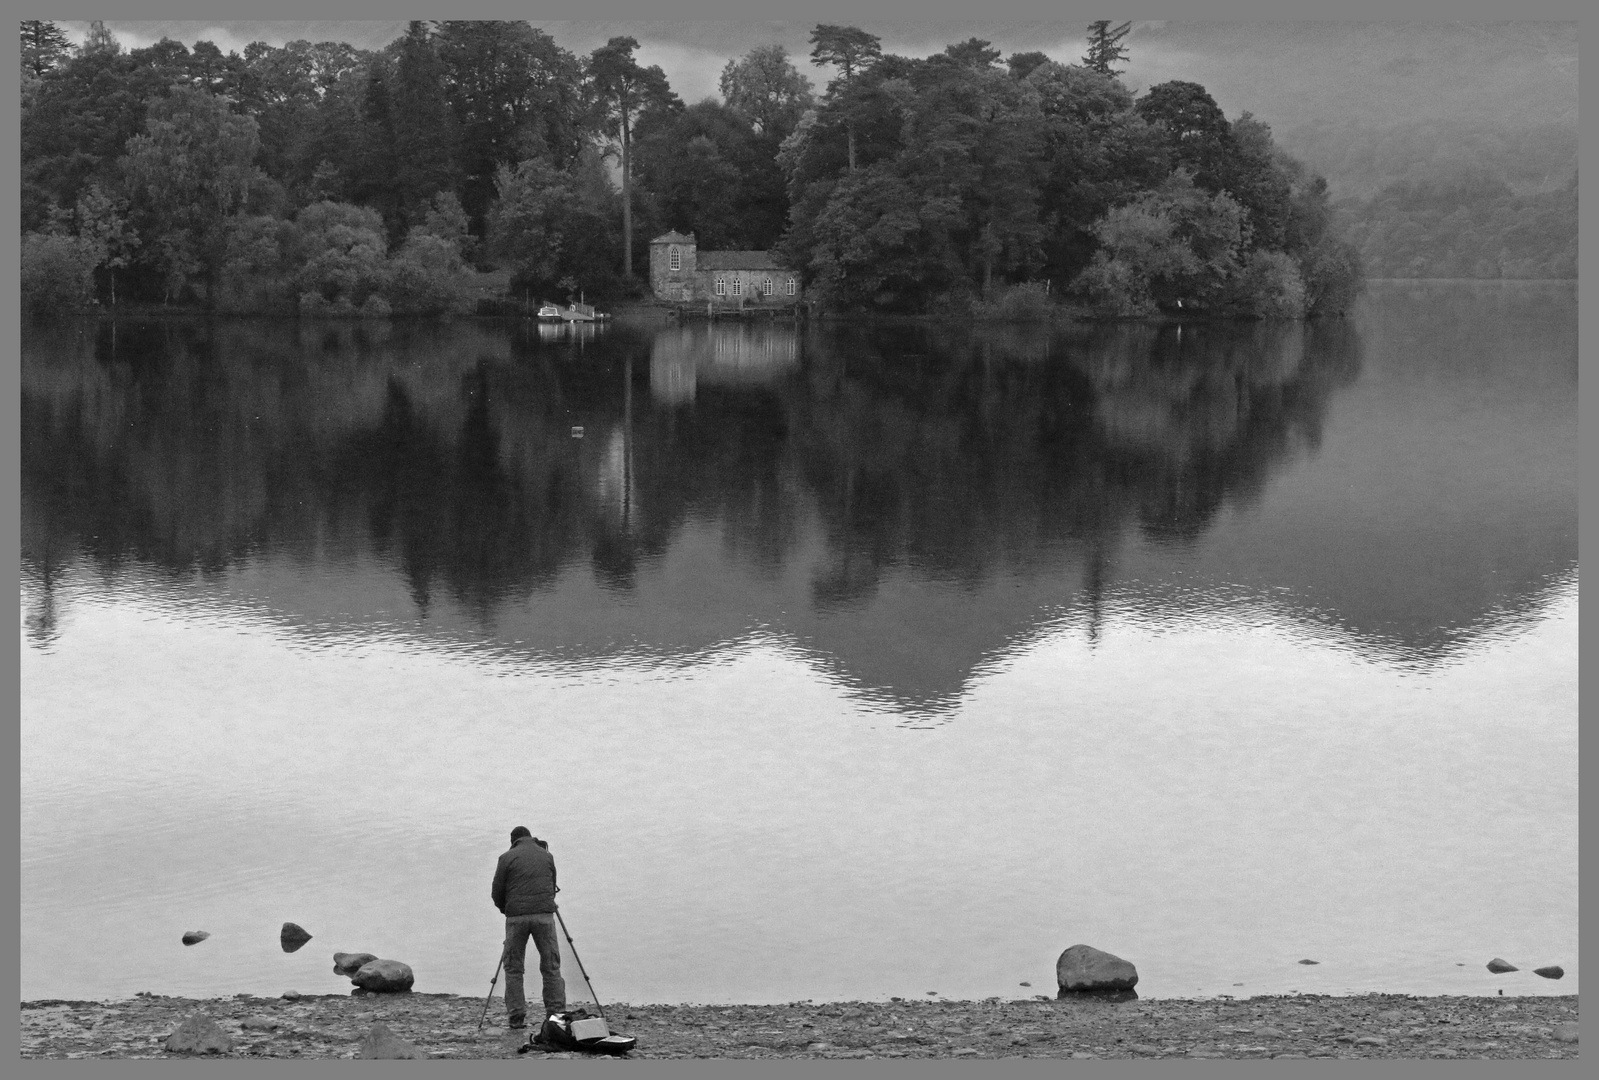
491, 826, 566, 1030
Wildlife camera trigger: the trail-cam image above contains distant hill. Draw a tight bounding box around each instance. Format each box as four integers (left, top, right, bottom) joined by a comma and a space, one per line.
1121, 21, 1576, 134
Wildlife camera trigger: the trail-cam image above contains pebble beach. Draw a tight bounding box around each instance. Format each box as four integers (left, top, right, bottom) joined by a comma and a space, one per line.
20, 990, 1579, 1060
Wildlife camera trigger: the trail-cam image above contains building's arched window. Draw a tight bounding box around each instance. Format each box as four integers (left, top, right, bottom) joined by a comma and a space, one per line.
669, 246, 681, 271
762, 279, 773, 296
732, 279, 742, 296
715, 277, 725, 296
786, 278, 797, 296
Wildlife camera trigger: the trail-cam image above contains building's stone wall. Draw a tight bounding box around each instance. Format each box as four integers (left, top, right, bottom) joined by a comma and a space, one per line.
648, 235, 801, 304
649, 237, 698, 301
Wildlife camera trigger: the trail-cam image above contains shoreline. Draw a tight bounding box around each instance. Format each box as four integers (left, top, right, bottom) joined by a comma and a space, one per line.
21, 991, 1578, 1061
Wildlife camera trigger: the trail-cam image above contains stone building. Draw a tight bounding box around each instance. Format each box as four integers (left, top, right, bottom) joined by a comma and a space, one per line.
648, 231, 802, 306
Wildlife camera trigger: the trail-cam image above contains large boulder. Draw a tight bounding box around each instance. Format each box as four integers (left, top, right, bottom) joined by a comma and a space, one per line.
1056, 944, 1139, 993
1534, 965, 1564, 980
352, 958, 415, 993
1486, 957, 1518, 974
165, 1012, 234, 1055
181, 930, 210, 946
334, 952, 379, 977
280, 923, 313, 953
356, 1022, 422, 1059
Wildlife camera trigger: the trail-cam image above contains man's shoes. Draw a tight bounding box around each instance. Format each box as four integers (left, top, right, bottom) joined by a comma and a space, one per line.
507, 1018, 526, 1030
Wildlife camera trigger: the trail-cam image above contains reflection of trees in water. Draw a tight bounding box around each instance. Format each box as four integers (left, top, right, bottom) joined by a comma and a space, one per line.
789, 319, 1361, 605
22, 315, 1360, 637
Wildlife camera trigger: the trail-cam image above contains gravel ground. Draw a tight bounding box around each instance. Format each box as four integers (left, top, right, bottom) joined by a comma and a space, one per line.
19, 991, 1579, 1060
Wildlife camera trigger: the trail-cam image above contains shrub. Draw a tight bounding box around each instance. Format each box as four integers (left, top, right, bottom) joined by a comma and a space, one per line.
1073, 253, 1157, 317
969, 282, 1056, 321
21, 232, 98, 320
1223, 249, 1306, 318
216, 215, 296, 314
1299, 236, 1365, 316
292, 201, 391, 307
384, 232, 470, 316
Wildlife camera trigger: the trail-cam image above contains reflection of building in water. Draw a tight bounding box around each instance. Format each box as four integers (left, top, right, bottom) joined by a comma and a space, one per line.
596, 426, 634, 525
650, 324, 800, 404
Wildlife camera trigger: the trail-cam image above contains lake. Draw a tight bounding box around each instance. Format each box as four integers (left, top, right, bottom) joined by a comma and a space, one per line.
20, 281, 1576, 1005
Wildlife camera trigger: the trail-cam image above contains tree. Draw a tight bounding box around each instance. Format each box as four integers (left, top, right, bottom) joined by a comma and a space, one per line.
1135, 80, 1233, 192
20, 20, 73, 77
121, 85, 262, 307
290, 201, 391, 310
74, 182, 140, 306
21, 232, 99, 319
1076, 172, 1250, 315
434, 21, 589, 230
1007, 51, 1052, 80
388, 22, 460, 228
1082, 20, 1131, 76
808, 24, 882, 172
82, 20, 120, 56
1028, 61, 1167, 282
587, 36, 677, 280
633, 101, 751, 249
485, 149, 623, 298
943, 38, 1002, 68
719, 44, 813, 141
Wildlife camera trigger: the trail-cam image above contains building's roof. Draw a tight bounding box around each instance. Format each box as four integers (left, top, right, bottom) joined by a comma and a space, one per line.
697, 251, 789, 271
651, 230, 695, 244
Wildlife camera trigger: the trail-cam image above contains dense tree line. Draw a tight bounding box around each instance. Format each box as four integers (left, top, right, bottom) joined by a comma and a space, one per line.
778, 32, 1362, 315
21, 19, 1363, 319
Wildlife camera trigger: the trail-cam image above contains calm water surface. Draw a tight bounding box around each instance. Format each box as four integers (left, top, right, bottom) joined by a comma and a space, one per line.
20, 281, 1576, 1003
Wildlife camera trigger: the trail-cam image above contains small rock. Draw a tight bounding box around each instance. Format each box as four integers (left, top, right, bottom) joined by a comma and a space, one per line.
952, 1047, 979, 1056
1019, 981, 1031, 987
280, 990, 301, 1001
1534, 965, 1564, 980
1486, 958, 1518, 974
1129, 1043, 1160, 1054
356, 1022, 421, 1059
164, 1012, 233, 1055
1551, 1022, 1578, 1044
280, 923, 313, 953
1297, 959, 1319, 965
1432, 1048, 1459, 1058
1355, 1035, 1388, 1046
1254, 1026, 1284, 1038
240, 1015, 279, 1031
333, 952, 379, 977
180, 930, 210, 946
1056, 944, 1138, 992
352, 959, 415, 993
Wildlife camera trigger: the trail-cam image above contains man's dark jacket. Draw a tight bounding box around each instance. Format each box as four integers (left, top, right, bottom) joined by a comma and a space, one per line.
492, 836, 558, 916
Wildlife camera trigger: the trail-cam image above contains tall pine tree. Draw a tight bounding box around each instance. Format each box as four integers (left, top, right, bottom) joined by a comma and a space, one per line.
1082, 21, 1131, 76
20, 21, 73, 76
